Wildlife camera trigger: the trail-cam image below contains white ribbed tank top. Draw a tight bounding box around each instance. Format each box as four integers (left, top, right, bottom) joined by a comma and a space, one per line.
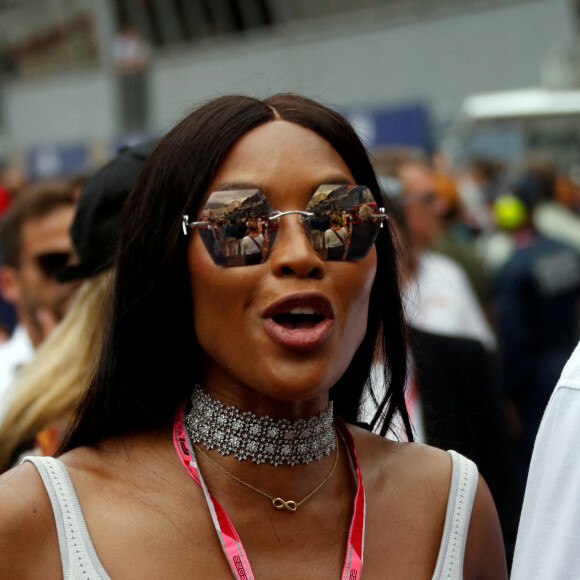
25, 449, 477, 579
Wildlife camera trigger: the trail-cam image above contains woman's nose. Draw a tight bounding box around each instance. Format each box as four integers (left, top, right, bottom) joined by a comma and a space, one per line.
268, 217, 325, 279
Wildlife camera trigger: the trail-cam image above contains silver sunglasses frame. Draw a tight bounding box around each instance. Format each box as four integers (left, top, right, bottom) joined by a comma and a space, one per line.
182, 209, 388, 236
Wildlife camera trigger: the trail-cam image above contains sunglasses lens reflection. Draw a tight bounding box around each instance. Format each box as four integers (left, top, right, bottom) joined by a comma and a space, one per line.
193, 185, 383, 267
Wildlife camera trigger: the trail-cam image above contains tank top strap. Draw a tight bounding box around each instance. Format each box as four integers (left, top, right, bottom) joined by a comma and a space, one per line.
23, 455, 111, 580
432, 450, 478, 580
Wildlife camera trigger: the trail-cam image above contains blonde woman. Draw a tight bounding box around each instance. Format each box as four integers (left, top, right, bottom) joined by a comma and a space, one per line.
0, 271, 112, 470
0, 139, 156, 472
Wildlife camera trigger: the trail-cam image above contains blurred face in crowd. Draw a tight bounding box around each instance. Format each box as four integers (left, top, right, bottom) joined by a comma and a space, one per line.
1, 205, 78, 346
398, 162, 444, 250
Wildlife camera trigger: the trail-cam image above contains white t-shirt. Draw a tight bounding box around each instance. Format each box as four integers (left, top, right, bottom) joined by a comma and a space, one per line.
360, 252, 495, 440
511, 339, 580, 579
324, 227, 346, 248
404, 252, 496, 351
534, 201, 580, 254
0, 325, 34, 422
359, 358, 425, 443
241, 234, 263, 255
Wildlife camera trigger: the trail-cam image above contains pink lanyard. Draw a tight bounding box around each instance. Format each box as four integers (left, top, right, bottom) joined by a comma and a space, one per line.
173, 401, 366, 580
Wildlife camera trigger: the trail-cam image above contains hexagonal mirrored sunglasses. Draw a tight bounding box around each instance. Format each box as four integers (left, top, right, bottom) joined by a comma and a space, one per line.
182, 184, 388, 267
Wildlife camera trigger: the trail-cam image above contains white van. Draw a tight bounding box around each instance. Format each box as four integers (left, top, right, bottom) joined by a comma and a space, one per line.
444, 87, 580, 171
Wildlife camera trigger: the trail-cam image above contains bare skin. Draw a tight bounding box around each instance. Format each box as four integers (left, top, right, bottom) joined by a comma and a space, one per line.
0, 425, 506, 579
0, 122, 507, 579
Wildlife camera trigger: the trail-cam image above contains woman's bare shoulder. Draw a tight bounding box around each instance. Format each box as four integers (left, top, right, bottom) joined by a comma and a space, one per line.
346, 426, 452, 575
348, 424, 453, 494
0, 460, 56, 541
348, 425, 507, 579
464, 473, 508, 579
0, 460, 62, 576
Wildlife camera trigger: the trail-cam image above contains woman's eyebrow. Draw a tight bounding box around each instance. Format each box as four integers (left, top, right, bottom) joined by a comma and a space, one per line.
213, 177, 353, 194
212, 182, 260, 192
312, 177, 351, 190
304, 178, 352, 198
319, 177, 351, 185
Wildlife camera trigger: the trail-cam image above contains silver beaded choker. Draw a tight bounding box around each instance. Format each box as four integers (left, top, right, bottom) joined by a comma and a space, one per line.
185, 387, 336, 466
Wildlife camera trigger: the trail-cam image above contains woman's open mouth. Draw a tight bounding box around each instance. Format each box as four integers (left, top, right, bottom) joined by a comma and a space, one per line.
262, 294, 335, 348
272, 307, 326, 329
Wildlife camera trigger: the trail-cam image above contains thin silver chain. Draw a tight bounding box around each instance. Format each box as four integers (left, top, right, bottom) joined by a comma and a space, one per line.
193, 428, 340, 512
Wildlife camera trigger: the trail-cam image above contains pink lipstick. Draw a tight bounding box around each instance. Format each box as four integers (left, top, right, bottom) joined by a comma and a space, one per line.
261, 293, 335, 348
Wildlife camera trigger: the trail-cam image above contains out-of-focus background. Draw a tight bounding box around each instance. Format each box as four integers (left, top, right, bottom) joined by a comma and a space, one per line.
0, 0, 579, 170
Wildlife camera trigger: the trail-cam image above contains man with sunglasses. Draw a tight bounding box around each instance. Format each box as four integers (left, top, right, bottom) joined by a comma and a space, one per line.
394, 158, 496, 351
0, 178, 78, 420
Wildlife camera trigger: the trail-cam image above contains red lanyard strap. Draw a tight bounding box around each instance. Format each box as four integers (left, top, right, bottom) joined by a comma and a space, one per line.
336, 415, 365, 580
173, 400, 365, 579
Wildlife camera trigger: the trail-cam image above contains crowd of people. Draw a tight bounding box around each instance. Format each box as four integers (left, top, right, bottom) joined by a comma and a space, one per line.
0, 94, 578, 577
367, 149, 580, 568
378, 151, 580, 480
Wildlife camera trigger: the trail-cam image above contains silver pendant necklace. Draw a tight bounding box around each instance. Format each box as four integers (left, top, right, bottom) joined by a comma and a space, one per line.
185, 386, 336, 466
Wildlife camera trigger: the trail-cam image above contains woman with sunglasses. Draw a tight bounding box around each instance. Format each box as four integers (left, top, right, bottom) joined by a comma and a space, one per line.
241, 220, 264, 266
324, 213, 347, 261
0, 95, 506, 579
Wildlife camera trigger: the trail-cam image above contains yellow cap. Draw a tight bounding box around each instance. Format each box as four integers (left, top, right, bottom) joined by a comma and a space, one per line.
493, 195, 527, 231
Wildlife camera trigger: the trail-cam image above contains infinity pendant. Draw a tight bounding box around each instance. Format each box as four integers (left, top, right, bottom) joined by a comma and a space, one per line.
272, 498, 297, 512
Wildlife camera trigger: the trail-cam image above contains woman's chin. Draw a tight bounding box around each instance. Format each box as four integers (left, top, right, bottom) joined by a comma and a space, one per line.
247, 367, 340, 406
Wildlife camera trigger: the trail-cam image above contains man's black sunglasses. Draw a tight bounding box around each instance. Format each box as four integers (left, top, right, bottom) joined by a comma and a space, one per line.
35, 252, 72, 279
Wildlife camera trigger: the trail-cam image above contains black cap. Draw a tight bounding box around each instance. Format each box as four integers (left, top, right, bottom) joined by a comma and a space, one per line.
511, 173, 546, 210
56, 139, 159, 282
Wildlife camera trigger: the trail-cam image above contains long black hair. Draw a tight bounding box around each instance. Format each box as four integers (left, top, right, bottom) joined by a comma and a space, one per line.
62, 94, 411, 451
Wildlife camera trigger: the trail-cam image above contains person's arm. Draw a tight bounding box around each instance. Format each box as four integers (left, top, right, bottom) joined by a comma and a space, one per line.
463, 474, 508, 579
0, 462, 61, 576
